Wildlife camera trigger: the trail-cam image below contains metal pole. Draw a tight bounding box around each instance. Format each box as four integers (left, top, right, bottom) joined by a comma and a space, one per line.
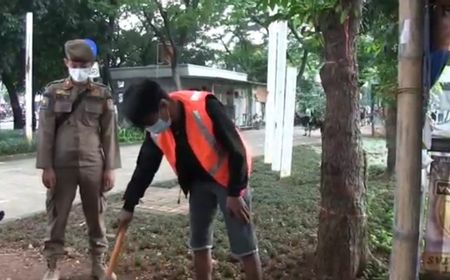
389, 0, 424, 279
25, 12, 33, 143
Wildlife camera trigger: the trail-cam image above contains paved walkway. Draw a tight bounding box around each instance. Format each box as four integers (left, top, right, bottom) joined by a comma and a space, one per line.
0, 128, 321, 221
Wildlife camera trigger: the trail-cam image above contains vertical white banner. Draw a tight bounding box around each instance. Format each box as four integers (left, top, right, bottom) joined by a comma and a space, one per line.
271, 21, 288, 172
264, 21, 278, 164
280, 67, 298, 177
25, 12, 33, 142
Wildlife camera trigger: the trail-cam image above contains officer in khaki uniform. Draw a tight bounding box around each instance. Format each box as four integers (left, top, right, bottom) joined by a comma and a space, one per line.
36, 39, 121, 280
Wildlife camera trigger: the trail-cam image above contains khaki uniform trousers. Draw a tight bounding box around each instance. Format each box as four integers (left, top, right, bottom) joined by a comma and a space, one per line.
43, 166, 108, 257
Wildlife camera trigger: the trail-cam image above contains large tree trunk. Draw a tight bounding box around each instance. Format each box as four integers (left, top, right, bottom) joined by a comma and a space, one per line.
316, 1, 368, 279
385, 102, 397, 175
2, 73, 24, 130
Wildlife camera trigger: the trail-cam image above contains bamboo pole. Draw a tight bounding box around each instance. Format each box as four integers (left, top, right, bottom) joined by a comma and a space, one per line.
389, 0, 424, 279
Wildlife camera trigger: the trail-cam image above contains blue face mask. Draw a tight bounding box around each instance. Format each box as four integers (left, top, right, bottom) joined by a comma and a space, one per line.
146, 118, 171, 134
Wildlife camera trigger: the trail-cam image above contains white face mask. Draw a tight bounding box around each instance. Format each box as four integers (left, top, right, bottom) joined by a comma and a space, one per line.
146, 118, 171, 134
69, 67, 91, 83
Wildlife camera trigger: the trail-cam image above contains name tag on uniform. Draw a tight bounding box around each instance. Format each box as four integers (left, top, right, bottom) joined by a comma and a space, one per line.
54, 100, 72, 113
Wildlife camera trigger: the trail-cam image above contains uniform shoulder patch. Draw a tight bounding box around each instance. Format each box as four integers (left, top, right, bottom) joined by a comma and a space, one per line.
90, 83, 112, 98
106, 98, 115, 111
40, 96, 50, 111
91, 81, 107, 88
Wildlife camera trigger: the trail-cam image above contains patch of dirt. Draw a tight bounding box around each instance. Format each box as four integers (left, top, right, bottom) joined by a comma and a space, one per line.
0, 248, 147, 280
0, 248, 90, 280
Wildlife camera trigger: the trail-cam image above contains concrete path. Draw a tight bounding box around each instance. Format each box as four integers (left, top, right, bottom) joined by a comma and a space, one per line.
0, 128, 321, 221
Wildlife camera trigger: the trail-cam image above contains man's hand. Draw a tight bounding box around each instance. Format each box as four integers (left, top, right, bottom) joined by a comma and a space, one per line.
103, 170, 116, 192
118, 208, 133, 228
42, 168, 56, 190
226, 196, 251, 224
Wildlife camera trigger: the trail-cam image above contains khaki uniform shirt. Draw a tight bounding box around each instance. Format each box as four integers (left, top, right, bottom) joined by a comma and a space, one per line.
36, 78, 121, 170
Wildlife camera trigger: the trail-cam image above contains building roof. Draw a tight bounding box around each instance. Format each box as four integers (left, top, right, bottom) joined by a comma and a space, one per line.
110, 64, 249, 83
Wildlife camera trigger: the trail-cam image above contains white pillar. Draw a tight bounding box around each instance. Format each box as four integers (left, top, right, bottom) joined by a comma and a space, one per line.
271, 21, 288, 172
25, 12, 33, 142
280, 67, 298, 177
264, 22, 278, 164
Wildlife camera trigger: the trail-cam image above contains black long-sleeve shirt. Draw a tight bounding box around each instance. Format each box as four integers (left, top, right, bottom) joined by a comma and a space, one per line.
123, 95, 248, 212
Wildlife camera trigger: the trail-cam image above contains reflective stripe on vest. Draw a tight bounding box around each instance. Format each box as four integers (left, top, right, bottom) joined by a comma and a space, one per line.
192, 110, 226, 177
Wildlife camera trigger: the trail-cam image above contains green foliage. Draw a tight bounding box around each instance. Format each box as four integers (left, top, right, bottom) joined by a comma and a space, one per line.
360, 0, 398, 105
0, 130, 36, 156
297, 79, 326, 117
219, 41, 268, 82
0, 127, 143, 157
118, 127, 145, 143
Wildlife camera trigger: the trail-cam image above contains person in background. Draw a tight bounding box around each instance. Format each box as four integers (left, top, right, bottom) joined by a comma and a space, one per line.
36, 39, 121, 280
119, 79, 262, 280
304, 107, 312, 136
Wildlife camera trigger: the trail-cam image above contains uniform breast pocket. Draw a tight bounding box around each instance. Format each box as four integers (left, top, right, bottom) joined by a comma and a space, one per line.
83, 101, 103, 127
54, 100, 72, 113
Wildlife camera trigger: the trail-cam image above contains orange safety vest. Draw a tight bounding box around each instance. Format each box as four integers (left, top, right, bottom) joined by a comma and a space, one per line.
151, 90, 252, 189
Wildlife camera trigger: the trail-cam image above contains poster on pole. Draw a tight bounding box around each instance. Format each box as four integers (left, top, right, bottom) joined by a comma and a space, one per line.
423, 155, 450, 273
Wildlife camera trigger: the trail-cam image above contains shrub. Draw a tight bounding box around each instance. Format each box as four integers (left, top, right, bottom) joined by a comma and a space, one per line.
0, 127, 144, 156
0, 130, 36, 156
118, 127, 145, 144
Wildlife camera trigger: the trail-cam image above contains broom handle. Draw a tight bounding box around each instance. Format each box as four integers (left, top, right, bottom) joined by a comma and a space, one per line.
106, 226, 127, 277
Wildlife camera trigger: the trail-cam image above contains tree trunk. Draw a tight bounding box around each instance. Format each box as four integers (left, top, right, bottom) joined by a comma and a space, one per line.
385, 102, 397, 175
316, 1, 367, 279
171, 49, 182, 90
2, 73, 24, 130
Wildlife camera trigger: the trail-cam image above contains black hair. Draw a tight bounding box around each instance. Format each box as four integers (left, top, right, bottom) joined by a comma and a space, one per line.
122, 78, 168, 126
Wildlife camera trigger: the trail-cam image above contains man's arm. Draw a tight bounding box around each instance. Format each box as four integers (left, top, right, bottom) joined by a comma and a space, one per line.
205, 96, 248, 197
100, 93, 121, 170
36, 87, 56, 169
122, 132, 163, 212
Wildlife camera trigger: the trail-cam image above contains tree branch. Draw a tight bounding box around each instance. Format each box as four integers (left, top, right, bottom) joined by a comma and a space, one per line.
298, 49, 309, 82
219, 36, 233, 56
153, 0, 176, 48
250, 15, 268, 33
288, 21, 303, 44
142, 9, 166, 43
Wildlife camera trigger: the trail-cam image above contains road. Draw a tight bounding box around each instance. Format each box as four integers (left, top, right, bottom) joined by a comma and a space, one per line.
0, 127, 320, 221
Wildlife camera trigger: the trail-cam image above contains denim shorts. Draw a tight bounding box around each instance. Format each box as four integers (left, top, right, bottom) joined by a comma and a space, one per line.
188, 181, 258, 258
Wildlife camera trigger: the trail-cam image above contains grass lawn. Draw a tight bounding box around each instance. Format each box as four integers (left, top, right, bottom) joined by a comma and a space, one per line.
0, 141, 393, 279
